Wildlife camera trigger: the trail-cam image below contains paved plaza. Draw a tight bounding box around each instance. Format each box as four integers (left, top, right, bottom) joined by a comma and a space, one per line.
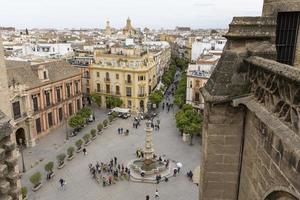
20, 103, 201, 200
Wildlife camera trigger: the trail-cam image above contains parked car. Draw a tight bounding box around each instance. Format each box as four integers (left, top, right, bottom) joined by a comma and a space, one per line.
120, 113, 131, 119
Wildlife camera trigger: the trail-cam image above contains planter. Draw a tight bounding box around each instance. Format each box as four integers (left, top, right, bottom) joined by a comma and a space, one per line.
67, 155, 75, 161
84, 141, 91, 146
57, 163, 65, 169
23, 195, 28, 200
76, 148, 82, 153
46, 172, 55, 180
103, 126, 108, 129
91, 136, 97, 140
32, 183, 42, 192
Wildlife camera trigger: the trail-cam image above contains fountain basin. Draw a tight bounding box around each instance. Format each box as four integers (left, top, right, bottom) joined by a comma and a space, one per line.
130, 159, 166, 175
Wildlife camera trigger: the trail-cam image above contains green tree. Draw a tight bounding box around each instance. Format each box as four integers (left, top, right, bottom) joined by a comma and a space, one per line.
91, 92, 101, 106
175, 104, 203, 145
44, 161, 54, 174
68, 115, 84, 129
29, 172, 42, 187
174, 73, 187, 108
78, 107, 92, 118
106, 96, 123, 108
149, 90, 164, 106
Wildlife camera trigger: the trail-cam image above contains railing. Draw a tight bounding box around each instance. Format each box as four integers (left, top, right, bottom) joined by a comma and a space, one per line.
245, 56, 300, 135
104, 78, 111, 82
138, 94, 146, 98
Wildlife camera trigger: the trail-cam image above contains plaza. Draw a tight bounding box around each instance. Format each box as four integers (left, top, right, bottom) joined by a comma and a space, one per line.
19, 104, 201, 200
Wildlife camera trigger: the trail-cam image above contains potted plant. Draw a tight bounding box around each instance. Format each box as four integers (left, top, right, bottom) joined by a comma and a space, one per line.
75, 139, 83, 153
67, 146, 75, 161
90, 129, 97, 140
21, 187, 28, 200
108, 115, 113, 124
44, 161, 54, 180
29, 172, 42, 191
83, 133, 91, 146
103, 119, 108, 128
97, 123, 103, 134
56, 153, 66, 169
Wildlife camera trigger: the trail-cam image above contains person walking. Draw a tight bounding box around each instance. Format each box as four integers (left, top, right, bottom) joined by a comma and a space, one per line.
83, 148, 87, 155
162, 102, 165, 110
59, 178, 65, 190
146, 195, 150, 200
114, 157, 117, 165
155, 189, 159, 199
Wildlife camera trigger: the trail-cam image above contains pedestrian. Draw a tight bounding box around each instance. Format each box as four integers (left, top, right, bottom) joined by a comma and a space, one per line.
146, 195, 150, 200
114, 157, 117, 165
121, 128, 123, 134
141, 151, 144, 158
93, 115, 95, 122
59, 178, 64, 190
173, 168, 177, 177
136, 149, 139, 158
83, 148, 87, 155
108, 176, 112, 185
118, 128, 120, 134
155, 189, 159, 199
162, 102, 165, 110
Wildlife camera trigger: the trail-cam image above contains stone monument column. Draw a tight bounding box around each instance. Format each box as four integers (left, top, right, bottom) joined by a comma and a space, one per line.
143, 120, 154, 165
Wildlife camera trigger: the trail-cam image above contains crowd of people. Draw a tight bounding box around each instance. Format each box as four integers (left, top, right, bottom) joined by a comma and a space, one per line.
88, 156, 131, 187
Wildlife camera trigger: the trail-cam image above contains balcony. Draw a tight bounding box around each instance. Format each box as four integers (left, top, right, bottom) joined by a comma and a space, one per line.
138, 94, 146, 98
104, 78, 111, 82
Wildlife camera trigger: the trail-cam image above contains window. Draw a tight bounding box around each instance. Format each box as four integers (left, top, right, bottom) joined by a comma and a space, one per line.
138, 76, 145, 81
58, 107, 63, 122
66, 84, 71, 98
127, 100, 132, 108
116, 85, 120, 95
36, 118, 42, 134
97, 83, 101, 92
45, 91, 51, 107
43, 71, 48, 79
56, 88, 61, 102
32, 96, 39, 112
69, 103, 73, 115
48, 112, 53, 127
126, 87, 132, 97
106, 84, 110, 93
97, 72, 100, 77
75, 82, 79, 94
276, 12, 300, 65
105, 72, 110, 81
77, 99, 81, 111
127, 74, 132, 83
116, 74, 119, 80
12, 101, 21, 120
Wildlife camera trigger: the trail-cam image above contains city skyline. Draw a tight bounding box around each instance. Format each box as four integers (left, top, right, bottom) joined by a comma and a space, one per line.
0, 0, 263, 29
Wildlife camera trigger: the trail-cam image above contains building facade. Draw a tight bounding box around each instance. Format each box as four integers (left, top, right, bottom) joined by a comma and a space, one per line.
6, 60, 82, 147
200, 0, 300, 199
89, 46, 158, 113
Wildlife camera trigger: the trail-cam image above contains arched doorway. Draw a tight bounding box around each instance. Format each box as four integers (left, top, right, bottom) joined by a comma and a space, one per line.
265, 191, 299, 200
140, 100, 144, 112
15, 128, 26, 147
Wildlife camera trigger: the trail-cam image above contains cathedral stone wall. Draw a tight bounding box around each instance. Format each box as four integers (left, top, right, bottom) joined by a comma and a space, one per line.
263, 0, 300, 16
238, 109, 300, 200
200, 102, 244, 199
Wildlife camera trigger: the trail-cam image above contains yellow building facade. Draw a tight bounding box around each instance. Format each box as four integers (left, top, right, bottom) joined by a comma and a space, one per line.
89, 48, 158, 113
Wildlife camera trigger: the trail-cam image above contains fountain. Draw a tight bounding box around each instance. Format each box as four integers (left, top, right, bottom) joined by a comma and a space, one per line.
128, 120, 173, 183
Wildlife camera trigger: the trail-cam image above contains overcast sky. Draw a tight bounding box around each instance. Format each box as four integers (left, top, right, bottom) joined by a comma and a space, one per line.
0, 0, 263, 29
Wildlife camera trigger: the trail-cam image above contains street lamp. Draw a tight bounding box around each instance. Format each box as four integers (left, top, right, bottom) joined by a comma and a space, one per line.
18, 138, 26, 173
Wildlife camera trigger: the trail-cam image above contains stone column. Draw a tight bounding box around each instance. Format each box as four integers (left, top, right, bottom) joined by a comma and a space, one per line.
144, 120, 154, 164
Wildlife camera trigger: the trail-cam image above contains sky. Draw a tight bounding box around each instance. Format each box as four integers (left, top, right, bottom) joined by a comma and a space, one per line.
0, 0, 263, 29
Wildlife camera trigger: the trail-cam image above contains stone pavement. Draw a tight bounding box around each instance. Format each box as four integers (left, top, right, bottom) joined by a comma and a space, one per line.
21, 103, 201, 200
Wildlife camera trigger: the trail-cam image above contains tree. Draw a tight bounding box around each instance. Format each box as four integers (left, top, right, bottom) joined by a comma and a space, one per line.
67, 146, 75, 158
174, 73, 187, 108
44, 162, 54, 174
106, 96, 123, 108
56, 153, 66, 166
149, 90, 164, 106
68, 115, 84, 129
75, 139, 83, 150
91, 92, 101, 106
78, 107, 92, 119
175, 104, 203, 145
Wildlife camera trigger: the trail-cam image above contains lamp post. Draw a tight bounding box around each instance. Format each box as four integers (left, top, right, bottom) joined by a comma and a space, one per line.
18, 138, 26, 173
